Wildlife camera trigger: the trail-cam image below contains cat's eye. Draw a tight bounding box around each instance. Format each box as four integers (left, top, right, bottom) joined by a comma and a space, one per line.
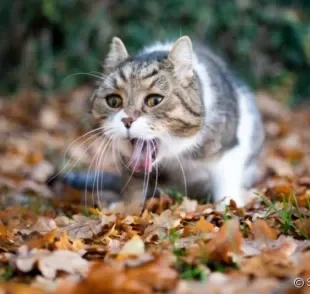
145, 94, 164, 107
106, 94, 123, 109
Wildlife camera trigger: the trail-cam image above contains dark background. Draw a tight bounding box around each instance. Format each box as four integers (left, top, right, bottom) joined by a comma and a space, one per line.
1, 0, 310, 105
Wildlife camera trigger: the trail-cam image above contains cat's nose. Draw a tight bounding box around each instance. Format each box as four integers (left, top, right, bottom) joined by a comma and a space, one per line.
121, 117, 134, 129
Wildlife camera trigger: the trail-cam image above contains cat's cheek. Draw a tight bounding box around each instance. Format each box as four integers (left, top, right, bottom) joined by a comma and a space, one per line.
117, 140, 132, 158
129, 117, 154, 140
109, 110, 129, 137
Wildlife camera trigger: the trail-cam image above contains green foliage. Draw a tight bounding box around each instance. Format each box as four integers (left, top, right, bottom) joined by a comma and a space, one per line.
1, 0, 310, 103
0, 265, 14, 281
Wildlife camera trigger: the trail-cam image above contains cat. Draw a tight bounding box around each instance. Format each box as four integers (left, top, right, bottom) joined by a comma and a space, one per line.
88, 36, 265, 214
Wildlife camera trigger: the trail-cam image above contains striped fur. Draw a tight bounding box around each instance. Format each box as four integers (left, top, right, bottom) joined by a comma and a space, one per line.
90, 36, 265, 213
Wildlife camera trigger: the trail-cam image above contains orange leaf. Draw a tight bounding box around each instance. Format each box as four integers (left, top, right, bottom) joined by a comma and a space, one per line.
193, 217, 214, 234
0, 283, 45, 294
260, 237, 297, 257
56, 254, 178, 294
202, 219, 242, 263
0, 222, 8, 239
55, 231, 84, 252
252, 219, 278, 241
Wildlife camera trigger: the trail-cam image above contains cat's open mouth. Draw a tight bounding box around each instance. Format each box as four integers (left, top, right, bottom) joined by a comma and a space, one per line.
129, 138, 158, 173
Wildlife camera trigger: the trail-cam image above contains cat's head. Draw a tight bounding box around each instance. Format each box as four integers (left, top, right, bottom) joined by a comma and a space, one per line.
90, 36, 203, 173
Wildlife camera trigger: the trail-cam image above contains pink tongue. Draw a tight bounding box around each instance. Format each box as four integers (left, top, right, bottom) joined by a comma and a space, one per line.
130, 141, 152, 173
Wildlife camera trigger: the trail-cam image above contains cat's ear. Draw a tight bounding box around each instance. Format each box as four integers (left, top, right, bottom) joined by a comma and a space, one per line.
168, 36, 193, 84
104, 37, 128, 72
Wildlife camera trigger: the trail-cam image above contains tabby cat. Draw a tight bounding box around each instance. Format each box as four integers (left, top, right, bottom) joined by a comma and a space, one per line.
88, 36, 265, 213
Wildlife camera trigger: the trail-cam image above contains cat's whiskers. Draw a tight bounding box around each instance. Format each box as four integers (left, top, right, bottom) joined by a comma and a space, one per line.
119, 139, 144, 195
88, 136, 107, 208
84, 135, 112, 209
150, 139, 159, 200
111, 136, 121, 174
63, 72, 107, 83
141, 141, 151, 211
165, 131, 188, 197
95, 136, 113, 208
49, 127, 104, 183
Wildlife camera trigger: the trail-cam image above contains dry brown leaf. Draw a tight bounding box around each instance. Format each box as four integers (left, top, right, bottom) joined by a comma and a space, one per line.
240, 252, 298, 278
59, 214, 116, 240
240, 237, 298, 278
0, 283, 46, 294
125, 253, 179, 292
54, 231, 85, 252
15, 246, 50, 273
266, 156, 294, 177
0, 222, 8, 239
25, 231, 57, 249
198, 219, 243, 263
56, 262, 152, 294
144, 209, 181, 239
178, 197, 198, 213
192, 216, 215, 234
265, 181, 295, 203
20, 217, 57, 236
118, 235, 145, 257
260, 237, 297, 257
38, 250, 89, 279
298, 251, 310, 277
252, 219, 278, 241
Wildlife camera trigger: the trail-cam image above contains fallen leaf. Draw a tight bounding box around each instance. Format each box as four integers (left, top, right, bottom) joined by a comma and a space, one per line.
60, 214, 116, 240
54, 231, 85, 252
144, 210, 181, 239
260, 236, 297, 257
20, 217, 57, 236
0, 283, 45, 294
199, 219, 243, 263
38, 250, 89, 280
56, 262, 151, 294
240, 252, 298, 278
252, 219, 278, 241
118, 235, 145, 258
266, 156, 294, 177
192, 216, 215, 234
178, 197, 198, 213
15, 246, 50, 273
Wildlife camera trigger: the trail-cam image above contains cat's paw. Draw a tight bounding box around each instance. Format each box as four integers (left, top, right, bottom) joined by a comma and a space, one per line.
214, 191, 246, 211
214, 196, 230, 212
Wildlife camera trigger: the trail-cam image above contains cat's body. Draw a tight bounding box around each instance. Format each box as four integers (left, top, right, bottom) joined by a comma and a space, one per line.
89, 36, 265, 213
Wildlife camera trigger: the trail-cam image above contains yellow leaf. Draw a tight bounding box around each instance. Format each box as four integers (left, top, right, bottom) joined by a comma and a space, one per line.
193, 217, 214, 234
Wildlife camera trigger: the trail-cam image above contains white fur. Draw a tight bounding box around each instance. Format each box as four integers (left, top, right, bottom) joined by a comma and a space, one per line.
109, 39, 259, 208
143, 40, 258, 208
108, 109, 154, 139
209, 90, 256, 208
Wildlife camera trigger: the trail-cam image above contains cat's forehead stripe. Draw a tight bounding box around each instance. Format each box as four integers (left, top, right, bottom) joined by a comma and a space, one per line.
140, 68, 159, 80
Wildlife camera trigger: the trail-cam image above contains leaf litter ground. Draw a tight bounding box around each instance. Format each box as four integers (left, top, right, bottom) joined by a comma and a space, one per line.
0, 88, 310, 293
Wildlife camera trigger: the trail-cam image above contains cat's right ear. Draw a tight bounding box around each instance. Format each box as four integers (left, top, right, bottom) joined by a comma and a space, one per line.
168, 36, 193, 86
104, 37, 129, 73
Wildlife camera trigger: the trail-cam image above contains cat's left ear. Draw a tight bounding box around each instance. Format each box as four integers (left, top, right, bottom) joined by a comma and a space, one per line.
168, 36, 193, 85
104, 37, 129, 73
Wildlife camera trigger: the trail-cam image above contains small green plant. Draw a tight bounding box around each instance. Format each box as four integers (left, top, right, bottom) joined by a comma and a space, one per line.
165, 189, 184, 204
0, 265, 14, 281
260, 193, 309, 239
178, 262, 206, 281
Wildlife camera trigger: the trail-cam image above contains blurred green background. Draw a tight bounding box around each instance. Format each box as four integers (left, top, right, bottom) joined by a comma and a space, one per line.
1, 0, 310, 105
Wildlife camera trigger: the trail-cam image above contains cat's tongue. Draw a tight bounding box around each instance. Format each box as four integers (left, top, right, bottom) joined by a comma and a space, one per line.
130, 140, 153, 173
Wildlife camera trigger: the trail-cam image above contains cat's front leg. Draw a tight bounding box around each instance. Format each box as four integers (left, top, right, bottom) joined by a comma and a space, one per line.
209, 145, 246, 210
121, 169, 147, 215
